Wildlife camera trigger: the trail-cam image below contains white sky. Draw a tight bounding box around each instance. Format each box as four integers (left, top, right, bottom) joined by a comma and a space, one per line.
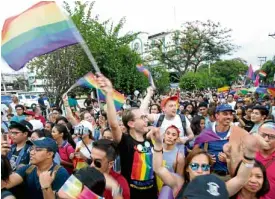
1, 0, 275, 73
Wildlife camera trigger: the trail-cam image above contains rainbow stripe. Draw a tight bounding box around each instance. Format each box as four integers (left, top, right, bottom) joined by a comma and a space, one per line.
1, 1, 82, 71
259, 71, 267, 77
76, 72, 125, 111
268, 88, 275, 97
58, 175, 103, 199
136, 64, 153, 86
131, 151, 154, 181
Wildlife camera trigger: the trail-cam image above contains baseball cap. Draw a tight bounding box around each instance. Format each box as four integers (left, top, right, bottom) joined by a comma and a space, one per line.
9, 120, 33, 134
24, 111, 35, 116
161, 96, 178, 109
237, 98, 244, 103
215, 104, 235, 113
31, 137, 58, 153
183, 174, 229, 199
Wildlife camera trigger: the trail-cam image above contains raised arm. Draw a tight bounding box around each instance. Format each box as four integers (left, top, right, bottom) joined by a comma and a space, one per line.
96, 74, 122, 143
62, 94, 79, 126
140, 86, 154, 114
225, 134, 258, 196
151, 128, 184, 193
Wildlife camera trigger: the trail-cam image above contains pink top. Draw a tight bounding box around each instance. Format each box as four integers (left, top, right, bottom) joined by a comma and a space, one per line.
256, 151, 275, 199
58, 141, 75, 174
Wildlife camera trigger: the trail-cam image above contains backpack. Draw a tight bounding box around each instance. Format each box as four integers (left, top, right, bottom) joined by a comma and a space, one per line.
156, 114, 187, 136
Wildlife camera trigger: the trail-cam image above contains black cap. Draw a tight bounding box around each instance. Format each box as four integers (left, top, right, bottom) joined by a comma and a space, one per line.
183, 174, 229, 199
198, 102, 208, 108
9, 120, 33, 135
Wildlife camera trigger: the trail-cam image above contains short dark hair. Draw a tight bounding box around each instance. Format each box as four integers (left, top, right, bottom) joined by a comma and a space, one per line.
55, 116, 68, 124
15, 104, 24, 110
1, 155, 12, 182
149, 104, 161, 114
92, 139, 118, 161
252, 105, 269, 116
53, 107, 63, 115
198, 102, 208, 108
245, 105, 253, 110
122, 108, 138, 131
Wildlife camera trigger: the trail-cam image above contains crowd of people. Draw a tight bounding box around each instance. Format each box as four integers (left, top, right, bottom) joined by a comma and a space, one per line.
1, 75, 275, 199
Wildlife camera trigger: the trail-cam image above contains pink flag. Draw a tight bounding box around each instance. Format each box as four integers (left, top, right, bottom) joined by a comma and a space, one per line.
254, 74, 260, 87
247, 64, 255, 79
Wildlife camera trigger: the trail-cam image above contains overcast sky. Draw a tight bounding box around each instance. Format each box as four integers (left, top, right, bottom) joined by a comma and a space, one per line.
1, 0, 275, 73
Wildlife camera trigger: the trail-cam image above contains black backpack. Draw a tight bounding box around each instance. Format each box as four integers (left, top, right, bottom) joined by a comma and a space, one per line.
155, 114, 187, 136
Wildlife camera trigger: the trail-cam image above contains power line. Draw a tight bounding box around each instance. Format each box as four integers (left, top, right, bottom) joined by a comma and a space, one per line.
269, 33, 275, 39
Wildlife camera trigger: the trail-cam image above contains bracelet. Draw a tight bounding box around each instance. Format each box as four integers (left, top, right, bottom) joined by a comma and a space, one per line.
153, 147, 163, 153
243, 154, 255, 161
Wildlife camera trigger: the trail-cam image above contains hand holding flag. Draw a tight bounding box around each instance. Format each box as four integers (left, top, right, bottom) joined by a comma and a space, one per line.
136, 64, 155, 89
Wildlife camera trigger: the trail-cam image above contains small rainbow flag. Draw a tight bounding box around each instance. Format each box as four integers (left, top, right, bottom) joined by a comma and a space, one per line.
217, 86, 230, 93
268, 88, 275, 97
259, 71, 267, 77
76, 72, 125, 111
136, 64, 155, 87
58, 175, 103, 199
1, 1, 82, 71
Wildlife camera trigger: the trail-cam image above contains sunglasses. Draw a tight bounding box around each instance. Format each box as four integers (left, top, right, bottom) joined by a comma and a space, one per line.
189, 163, 210, 171
90, 157, 102, 168
259, 132, 275, 140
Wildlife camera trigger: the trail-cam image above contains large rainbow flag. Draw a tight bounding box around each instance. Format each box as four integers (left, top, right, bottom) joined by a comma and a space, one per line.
1, 1, 82, 71
76, 72, 125, 111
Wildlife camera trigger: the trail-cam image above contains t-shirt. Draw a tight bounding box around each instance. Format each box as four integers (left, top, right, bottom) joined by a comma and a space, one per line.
227, 101, 236, 109
256, 151, 275, 199
103, 169, 130, 199
242, 117, 254, 132
76, 140, 93, 159
118, 133, 158, 199
58, 141, 75, 174
68, 98, 78, 109
154, 114, 190, 137
8, 144, 31, 171
16, 163, 69, 199
29, 119, 43, 130
250, 123, 261, 135
84, 98, 92, 107
35, 115, 46, 125
10, 115, 26, 123
1, 103, 9, 121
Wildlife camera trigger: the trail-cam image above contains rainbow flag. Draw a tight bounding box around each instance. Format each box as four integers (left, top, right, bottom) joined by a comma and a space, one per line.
217, 86, 230, 93
259, 71, 267, 77
268, 88, 275, 97
76, 72, 125, 111
58, 175, 103, 199
1, 1, 82, 71
131, 150, 154, 181
136, 64, 154, 87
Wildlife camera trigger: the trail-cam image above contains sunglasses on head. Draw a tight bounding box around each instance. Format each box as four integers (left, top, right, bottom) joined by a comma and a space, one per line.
90, 157, 102, 168
189, 163, 210, 171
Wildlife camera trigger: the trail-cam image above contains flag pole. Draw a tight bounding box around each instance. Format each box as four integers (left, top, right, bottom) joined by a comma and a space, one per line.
56, 2, 102, 111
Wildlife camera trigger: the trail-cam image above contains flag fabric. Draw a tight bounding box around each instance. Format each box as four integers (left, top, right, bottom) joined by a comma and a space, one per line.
259, 71, 267, 77
246, 64, 255, 80
1, 1, 82, 71
268, 88, 275, 97
76, 72, 125, 111
136, 64, 155, 87
254, 75, 260, 87
58, 175, 104, 199
217, 86, 230, 93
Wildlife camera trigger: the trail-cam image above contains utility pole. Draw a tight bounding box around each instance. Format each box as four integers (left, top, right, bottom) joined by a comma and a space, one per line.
258, 56, 267, 68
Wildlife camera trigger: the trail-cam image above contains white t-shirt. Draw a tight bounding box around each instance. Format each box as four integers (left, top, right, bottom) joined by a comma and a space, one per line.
227, 101, 236, 109
154, 114, 190, 137
1, 104, 9, 121
76, 140, 93, 159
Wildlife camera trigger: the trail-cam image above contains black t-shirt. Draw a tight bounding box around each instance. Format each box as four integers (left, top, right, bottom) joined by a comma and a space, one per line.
242, 117, 254, 132
84, 98, 92, 107
118, 133, 157, 199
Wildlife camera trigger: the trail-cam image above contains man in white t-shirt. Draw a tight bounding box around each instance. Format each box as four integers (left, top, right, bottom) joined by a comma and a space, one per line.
227, 94, 236, 109
1, 103, 9, 121
140, 87, 194, 144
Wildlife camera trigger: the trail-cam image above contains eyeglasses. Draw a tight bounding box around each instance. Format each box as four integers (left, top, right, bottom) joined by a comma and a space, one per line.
134, 115, 148, 121
90, 157, 102, 168
189, 163, 210, 171
259, 132, 275, 140
29, 146, 48, 153
10, 131, 23, 135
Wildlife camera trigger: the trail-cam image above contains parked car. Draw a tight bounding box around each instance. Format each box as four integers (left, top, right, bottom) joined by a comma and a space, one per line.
18, 94, 38, 108
1, 95, 12, 106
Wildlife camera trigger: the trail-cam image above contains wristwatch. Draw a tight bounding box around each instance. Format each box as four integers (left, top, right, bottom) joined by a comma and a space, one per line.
112, 186, 123, 197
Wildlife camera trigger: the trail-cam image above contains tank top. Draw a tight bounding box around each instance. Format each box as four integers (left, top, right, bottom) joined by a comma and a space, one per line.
163, 146, 179, 172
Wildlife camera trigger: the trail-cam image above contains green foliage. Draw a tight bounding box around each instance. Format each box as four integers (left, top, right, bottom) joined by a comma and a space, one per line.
179, 72, 201, 91
150, 66, 170, 93
261, 56, 275, 83
148, 20, 237, 80
28, 1, 146, 104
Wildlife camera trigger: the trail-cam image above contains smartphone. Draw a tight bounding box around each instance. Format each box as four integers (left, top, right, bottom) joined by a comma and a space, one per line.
2, 133, 8, 141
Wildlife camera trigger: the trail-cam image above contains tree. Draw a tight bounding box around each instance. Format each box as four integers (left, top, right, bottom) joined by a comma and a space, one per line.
179, 72, 201, 91
261, 56, 275, 83
148, 20, 237, 80
210, 59, 248, 86
150, 66, 170, 94
28, 1, 146, 105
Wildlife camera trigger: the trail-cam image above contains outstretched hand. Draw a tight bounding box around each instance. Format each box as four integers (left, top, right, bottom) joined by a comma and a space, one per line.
150, 128, 162, 147
96, 73, 113, 94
